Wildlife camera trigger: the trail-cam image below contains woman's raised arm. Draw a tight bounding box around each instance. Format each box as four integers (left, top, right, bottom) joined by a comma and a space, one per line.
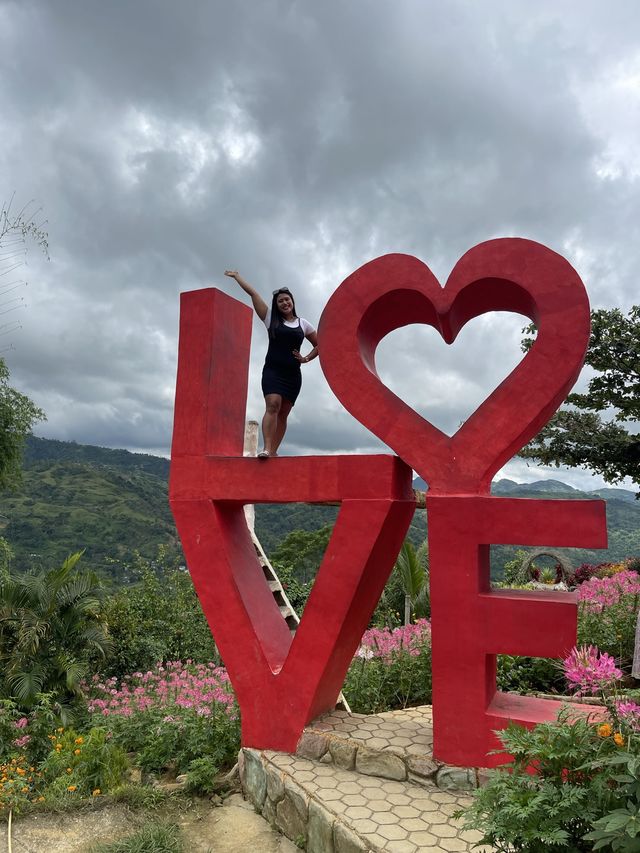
224, 270, 268, 322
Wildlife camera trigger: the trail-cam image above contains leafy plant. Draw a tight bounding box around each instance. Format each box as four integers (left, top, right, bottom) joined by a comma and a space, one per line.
91, 821, 183, 853
344, 621, 432, 713
0, 553, 110, 714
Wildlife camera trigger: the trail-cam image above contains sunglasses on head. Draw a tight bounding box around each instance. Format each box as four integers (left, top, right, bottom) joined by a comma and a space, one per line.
273, 287, 292, 295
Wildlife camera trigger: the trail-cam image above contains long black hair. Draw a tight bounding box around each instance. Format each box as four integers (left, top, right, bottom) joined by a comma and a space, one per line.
269, 288, 298, 339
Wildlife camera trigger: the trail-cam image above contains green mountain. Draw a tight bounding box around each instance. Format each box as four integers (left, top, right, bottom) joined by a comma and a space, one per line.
0, 437, 176, 578
2, 436, 638, 581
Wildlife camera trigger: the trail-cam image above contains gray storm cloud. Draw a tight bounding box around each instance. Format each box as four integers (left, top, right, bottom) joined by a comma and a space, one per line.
0, 0, 638, 490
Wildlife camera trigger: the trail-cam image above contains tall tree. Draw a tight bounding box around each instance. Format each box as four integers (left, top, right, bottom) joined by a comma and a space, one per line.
0, 197, 47, 487
520, 306, 640, 492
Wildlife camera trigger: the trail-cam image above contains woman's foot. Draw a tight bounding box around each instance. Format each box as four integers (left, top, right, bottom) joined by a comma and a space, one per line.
257, 450, 271, 459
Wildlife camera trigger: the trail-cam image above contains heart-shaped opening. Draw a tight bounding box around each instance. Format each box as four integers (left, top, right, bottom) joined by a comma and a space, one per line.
375, 312, 534, 437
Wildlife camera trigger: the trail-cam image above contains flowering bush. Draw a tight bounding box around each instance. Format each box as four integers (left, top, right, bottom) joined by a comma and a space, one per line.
343, 621, 432, 713
458, 645, 640, 851
86, 661, 240, 778
564, 645, 623, 696
576, 570, 640, 667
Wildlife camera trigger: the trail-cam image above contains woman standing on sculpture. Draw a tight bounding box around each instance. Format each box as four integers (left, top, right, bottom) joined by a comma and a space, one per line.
224, 270, 318, 458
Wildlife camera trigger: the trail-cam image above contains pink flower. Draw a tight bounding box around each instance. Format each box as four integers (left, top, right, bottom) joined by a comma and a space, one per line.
616, 699, 640, 731
563, 645, 622, 696
14, 717, 29, 729
12, 734, 31, 747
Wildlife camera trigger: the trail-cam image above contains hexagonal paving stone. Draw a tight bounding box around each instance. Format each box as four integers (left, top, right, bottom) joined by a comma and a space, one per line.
342, 794, 367, 807
344, 806, 373, 821
430, 822, 458, 839
336, 780, 362, 795
378, 823, 409, 841
367, 798, 393, 813
375, 811, 400, 826
394, 805, 420, 819
386, 841, 418, 853
387, 793, 412, 806
358, 776, 381, 788
412, 830, 439, 846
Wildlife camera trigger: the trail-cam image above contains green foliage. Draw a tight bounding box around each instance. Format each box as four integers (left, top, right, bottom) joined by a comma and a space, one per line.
100, 551, 217, 678
91, 821, 183, 853
0, 553, 110, 713
104, 704, 240, 776
343, 625, 432, 714
501, 549, 529, 586
577, 596, 640, 667
521, 306, 640, 491
456, 712, 626, 851
0, 359, 46, 491
184, 756, 224, 794
42, 726, 128, 795
270, 524, 332, 584
497, 655, 565, 695
583, 751, 640, 851
344, 649, 432, 714
270, 560, 312, 614
394, 540, 430, 623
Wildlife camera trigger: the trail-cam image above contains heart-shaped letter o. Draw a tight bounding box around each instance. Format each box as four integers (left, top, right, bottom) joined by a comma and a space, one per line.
318, 238, 590, 494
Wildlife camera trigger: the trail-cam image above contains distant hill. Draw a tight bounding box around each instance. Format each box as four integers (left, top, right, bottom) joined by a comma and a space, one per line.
0, 437, 177, 578
2, 436, 638, 581
412, 475, 639, 575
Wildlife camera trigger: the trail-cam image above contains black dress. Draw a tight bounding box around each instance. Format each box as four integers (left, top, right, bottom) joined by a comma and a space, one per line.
261, 318, 305, 405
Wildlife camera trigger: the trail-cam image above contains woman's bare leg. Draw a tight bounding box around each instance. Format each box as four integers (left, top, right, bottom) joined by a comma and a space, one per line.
272, 398, 293, 454
262, 394, 282, 454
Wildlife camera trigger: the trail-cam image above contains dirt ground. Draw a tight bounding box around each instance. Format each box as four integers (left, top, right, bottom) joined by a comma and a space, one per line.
7, 793, 298, 853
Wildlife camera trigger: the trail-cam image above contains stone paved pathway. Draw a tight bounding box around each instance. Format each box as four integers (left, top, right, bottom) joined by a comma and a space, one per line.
241, 705, 494, 851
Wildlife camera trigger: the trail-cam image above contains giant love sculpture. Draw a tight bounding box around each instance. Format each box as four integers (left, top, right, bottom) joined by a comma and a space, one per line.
169, 238, 607, 769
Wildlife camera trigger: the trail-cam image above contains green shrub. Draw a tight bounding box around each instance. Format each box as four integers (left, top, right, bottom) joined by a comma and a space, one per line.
456, 712, 632, 852
343, 622, 432, 714
100, 555, 217, 677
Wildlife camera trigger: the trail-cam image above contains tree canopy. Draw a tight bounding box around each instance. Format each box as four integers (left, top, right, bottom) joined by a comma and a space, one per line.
520, 306, 640, 492
0, 197, 47, 487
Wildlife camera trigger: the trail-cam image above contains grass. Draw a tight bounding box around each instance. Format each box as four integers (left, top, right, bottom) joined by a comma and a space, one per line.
90, 821, 183, 853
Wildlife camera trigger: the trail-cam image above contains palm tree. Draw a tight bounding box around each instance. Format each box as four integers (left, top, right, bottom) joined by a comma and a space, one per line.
0, 552, 111, 714
395, 541, 430, 625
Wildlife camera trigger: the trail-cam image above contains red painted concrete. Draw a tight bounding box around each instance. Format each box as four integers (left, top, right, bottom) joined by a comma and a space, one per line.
170, 238, 607, 766
318, 239, 607, 767
169, 287, 415, 751
319, 239, 592, 494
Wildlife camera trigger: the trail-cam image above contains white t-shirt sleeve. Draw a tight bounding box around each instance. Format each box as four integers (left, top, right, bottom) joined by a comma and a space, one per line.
264, 308, 271, 328
300, 317, 316, 336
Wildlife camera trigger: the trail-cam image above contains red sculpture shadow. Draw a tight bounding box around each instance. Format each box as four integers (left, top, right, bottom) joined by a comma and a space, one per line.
318, 239, 607, 765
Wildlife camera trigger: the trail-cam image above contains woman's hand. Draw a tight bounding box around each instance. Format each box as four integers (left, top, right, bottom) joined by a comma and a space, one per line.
224, 270, 239, 279
292, 350, 308, 363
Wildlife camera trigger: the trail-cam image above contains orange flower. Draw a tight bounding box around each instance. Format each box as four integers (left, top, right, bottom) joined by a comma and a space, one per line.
66, 768, 72, 774
92, 788, 101, 796
613, 732, 624, 747
74, 737, 84, 745
598, 723, 612, 738
73, 748, 81, 755
67, 785, 77, 792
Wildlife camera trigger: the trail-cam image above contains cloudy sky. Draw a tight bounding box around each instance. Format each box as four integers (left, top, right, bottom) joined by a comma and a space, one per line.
1, 0, 638, 492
